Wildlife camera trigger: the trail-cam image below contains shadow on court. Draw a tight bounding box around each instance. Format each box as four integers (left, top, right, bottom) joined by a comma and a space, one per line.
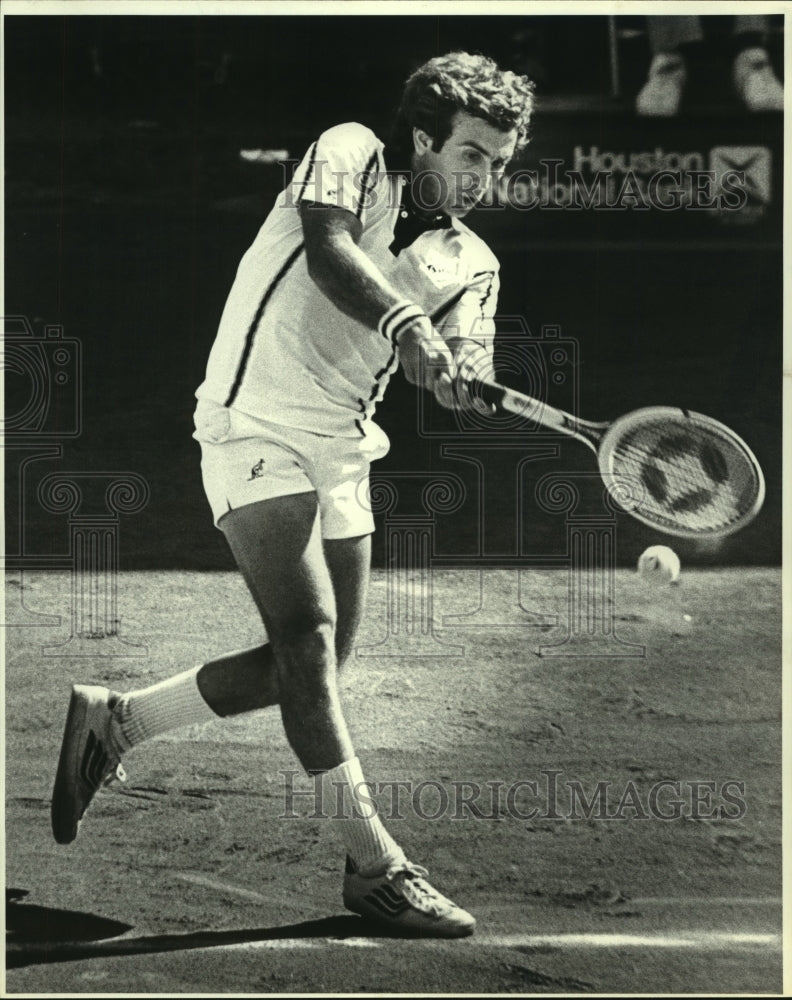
7, 889, 420, 970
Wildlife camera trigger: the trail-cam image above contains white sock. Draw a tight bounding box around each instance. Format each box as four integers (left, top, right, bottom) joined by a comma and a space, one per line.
114, 665, 218, 751
321, 757, 406, 876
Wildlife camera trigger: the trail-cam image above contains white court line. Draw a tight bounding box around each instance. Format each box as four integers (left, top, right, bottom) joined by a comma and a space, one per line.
471, 932, 782, 951
205, 938, 378, 950
176, 872, 274, 904
174, 872, 298, 908
201, 931, 781, 954
626, 897, 782, 907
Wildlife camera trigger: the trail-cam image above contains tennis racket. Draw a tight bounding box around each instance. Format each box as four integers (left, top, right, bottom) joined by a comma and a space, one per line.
472, 378, 765, 539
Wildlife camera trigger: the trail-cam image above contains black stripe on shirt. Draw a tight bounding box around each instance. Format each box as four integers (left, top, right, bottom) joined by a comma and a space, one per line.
355, 397, 367, 437
296, 143, 319, 204
224, 243, 305, 408
356, 346, 398, 435
431, 270, 496, 326
355, 150, 380, 219
477, 271, 496, 317
368, 349, 397, 402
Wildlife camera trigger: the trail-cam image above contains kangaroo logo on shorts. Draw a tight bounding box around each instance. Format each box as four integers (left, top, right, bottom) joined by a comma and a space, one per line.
247, 458, 266, 481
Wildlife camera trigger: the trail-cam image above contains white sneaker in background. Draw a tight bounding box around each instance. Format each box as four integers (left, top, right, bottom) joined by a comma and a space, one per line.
733, 47, 784, 112
636, 52, 687, 117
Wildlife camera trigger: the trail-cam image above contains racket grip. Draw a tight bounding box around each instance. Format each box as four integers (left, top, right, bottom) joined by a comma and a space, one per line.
474, 379, 510, 410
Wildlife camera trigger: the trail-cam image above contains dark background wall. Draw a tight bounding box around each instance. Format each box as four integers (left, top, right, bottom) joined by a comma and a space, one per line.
4, 14, 783, 569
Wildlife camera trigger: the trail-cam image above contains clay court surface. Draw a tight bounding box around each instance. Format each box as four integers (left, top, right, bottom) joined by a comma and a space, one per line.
4, 566, 782, 994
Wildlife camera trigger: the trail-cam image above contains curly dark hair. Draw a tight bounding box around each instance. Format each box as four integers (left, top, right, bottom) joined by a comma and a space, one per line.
391, 51, 535, 158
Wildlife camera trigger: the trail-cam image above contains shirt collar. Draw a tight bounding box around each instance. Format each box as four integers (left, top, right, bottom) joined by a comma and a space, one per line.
389, 177, 453, 256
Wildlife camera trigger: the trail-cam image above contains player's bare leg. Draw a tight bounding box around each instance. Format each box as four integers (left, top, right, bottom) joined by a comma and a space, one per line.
195, 531, 370, 717
219, 492, 355, 770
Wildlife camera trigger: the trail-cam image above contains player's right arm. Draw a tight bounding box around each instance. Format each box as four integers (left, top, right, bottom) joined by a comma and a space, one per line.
294, 123, 456, 407
300, 201, 457, 407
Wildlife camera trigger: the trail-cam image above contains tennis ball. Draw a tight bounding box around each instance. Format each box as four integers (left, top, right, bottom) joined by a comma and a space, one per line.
637, 545, 681, 584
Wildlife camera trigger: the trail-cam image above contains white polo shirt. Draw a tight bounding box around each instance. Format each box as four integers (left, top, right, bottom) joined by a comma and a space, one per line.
195, 122, 501, 437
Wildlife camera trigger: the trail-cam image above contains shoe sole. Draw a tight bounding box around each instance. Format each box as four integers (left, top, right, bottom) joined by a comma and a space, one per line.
51, 685, 95, 845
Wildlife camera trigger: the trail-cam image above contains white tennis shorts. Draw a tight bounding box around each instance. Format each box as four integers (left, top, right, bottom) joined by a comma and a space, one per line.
192, 397, 390, 538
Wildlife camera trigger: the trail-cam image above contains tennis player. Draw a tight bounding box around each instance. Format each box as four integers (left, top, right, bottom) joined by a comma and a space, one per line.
52, 51, 535, 938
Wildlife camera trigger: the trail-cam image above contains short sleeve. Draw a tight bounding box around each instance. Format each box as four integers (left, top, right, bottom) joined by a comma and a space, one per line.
435, 269, 500, 355
292, 122, 382, 220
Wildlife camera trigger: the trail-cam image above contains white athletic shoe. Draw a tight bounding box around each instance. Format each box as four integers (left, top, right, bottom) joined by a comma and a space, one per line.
343, 856, 476, 938
51, 685, 127, 844
734, 48, 784, 112
636, 53, 687, 117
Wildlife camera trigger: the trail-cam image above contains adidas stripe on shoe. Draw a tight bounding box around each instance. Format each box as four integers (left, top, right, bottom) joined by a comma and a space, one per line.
342, 856, 475, 938
51, 685, 127, 845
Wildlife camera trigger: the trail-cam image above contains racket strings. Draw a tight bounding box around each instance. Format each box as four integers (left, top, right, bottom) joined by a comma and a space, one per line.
611, 442, 729, 491
607, 418, 760, 533
614, 441, 744, 495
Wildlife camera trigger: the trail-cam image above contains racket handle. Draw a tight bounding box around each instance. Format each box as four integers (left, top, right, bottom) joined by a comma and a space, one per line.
475, 379, 511, 410
473, 378, 602, 452
474, 378, 549, 421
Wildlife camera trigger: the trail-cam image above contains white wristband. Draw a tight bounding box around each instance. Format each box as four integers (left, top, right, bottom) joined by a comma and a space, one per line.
378, 301, 427, 346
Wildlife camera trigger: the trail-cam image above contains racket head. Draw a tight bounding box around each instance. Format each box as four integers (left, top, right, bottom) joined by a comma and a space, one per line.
598, 407, 765, 539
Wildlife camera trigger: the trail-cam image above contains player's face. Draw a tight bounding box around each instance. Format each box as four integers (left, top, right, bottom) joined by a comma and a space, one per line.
412, 111, 518, 217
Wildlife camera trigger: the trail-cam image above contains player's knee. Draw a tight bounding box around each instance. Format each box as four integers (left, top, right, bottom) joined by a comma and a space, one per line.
271, 620, 337, 675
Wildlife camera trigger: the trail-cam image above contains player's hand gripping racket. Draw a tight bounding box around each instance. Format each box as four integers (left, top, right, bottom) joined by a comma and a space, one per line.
471, 379, 765, 539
